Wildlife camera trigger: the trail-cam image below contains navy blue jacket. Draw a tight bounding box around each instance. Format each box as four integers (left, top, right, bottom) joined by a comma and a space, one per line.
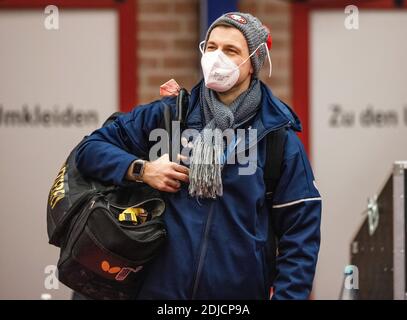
76, 81, 322, 300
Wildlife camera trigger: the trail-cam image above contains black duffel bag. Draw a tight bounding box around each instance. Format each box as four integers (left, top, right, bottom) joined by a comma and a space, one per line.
56, 184, 166, 300
46, 112, 168, 300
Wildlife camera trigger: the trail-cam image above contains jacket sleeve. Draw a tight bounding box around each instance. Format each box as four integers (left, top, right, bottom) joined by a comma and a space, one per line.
75, 98, 171, 186
271, 130, 322, 300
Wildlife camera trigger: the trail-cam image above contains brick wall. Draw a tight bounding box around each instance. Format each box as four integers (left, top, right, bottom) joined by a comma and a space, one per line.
137, 0, 200, 105
136, 0, 292, 106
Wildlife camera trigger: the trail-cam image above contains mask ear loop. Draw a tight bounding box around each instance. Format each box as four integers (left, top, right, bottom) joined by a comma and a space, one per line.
199, 40, 206, 54
236, 42, 266, 69
264, 42, 272, 78
239, 42, 273, 77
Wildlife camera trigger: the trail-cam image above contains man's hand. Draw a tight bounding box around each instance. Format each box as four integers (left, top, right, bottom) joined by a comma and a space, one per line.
127, 154, 189, 193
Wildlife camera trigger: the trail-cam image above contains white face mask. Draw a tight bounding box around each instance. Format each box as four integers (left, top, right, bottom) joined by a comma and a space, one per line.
199, 41, 272, 92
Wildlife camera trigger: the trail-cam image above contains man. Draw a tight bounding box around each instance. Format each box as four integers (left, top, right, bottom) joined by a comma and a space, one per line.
76, 12, 321, 300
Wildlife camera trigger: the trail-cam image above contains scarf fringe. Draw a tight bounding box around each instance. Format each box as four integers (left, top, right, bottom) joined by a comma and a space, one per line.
189, 130, 223, 199
188, 80, 261, 199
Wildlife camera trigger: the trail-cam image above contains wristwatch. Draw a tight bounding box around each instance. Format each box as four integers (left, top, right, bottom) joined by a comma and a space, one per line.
131, 159, 146, 182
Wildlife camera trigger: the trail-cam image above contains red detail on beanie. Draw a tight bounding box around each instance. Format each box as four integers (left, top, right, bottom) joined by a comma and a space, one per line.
266, 33, 272, 50
263, 25, 272, 50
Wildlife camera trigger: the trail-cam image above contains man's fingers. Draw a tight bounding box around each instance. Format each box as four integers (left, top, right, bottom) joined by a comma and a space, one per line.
161, 185, 179, 193
172, 163, 189, 175
168, 171, 189, 183
165, 178, 181, 189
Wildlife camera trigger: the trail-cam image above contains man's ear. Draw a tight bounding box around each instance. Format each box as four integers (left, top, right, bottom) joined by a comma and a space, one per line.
249, 65, 254, 75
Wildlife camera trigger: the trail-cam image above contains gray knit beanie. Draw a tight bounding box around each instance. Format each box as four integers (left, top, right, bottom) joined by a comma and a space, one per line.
204, 12, 271, 77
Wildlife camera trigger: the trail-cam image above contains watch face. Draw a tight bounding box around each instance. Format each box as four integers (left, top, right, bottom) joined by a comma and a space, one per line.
133, 162, 143, 176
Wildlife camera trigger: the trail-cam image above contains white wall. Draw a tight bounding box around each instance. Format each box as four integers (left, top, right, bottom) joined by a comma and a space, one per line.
0, 9, 118, 299
311, 10, 407, 299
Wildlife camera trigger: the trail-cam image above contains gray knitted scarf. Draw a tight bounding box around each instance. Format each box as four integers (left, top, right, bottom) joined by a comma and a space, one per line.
189, 79, 262, 199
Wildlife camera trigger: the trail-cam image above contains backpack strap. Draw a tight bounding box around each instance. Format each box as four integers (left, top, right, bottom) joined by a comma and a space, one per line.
176, 88, 190, 130
264, 127, 287, 201
263, 126, 288, 291
162, 103, 173, 160
160, 89, 190, 161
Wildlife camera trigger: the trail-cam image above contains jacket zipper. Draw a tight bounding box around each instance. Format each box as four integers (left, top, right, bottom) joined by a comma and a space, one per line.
191, 201, 215, 299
